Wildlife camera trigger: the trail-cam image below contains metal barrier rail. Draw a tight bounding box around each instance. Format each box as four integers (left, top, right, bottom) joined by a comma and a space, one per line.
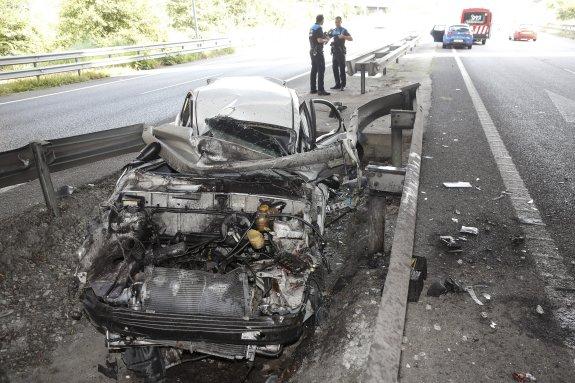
544, 23, 575, 32
356, 83, 423, 383
0, 38, 231, 81
346, 35, 420, 94
0, 124, 146, 216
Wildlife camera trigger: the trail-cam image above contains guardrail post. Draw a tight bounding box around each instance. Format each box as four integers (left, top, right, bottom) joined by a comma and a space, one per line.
361, 67, 366, 94
30, 142, 59, 217
75, 58, 81, 76
33, 62, 40, 81
390, 110, 416, 167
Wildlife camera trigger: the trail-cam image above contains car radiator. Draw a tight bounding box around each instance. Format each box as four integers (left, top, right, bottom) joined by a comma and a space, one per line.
140, 267, 250, 317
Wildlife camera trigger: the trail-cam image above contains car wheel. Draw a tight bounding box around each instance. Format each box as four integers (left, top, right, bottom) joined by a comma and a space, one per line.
367, 193, 386, 255
442, 43, 446, 49
482, 39, 486, 45
533, 38, 537, 41
508, 36, 512, 40
122, 347, 166, 383
468, 45, 472, 49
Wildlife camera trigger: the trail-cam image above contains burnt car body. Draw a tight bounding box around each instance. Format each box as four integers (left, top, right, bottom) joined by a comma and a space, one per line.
75, 77, 361, 381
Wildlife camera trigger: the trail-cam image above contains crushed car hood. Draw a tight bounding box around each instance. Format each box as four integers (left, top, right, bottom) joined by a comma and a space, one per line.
194, 77, 297, 135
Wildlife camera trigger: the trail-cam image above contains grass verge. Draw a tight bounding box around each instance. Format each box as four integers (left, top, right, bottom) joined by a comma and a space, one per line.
0, 71, 109, 96
0, 47, 235, 96
130, 47, 235, 70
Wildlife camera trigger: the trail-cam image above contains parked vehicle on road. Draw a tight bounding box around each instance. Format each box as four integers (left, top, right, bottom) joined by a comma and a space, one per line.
509, 24, 537, 41
431, 24, 446, 42
443, 24, 474, 49
75, 77, 362, 382
461, 7, 492, 44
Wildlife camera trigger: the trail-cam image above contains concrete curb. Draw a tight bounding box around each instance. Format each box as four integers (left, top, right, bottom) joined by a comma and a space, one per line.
363, 79, 431, 382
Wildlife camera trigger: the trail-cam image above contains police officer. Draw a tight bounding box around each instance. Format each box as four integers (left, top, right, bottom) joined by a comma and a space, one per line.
309, 14, 330, 95
329, 16, 353, 91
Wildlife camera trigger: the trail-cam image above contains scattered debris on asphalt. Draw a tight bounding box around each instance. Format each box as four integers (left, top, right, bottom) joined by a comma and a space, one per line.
452, 217, 459, 223
464, 286, 484, 305
56, 185, 75, 198
512, 372, 537, 382
443, 181, 472, 188
511, 235, 526, 245
536, 305, 544, 315
517, 217, 545, 226
492, 190, 510, 200
460, 226, 479, 235
427, 277, 464, 297
439, 235, 462, 249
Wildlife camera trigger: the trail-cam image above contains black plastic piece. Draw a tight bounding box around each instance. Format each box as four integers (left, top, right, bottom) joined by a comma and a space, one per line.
407, 256, 427, 302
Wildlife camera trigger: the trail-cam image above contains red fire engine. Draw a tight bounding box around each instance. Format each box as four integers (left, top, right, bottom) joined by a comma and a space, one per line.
461, 8, 492, 45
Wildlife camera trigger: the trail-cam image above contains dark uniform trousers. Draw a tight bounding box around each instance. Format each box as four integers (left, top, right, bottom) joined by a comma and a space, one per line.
332, 48, 346, 88
310, 50, 325, 92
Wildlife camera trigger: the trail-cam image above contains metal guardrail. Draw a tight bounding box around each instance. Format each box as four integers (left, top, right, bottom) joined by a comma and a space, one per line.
357, 83, 424, 383
0, 124, 146, 216
0, 38, 231, 81
543, 23, 575, 32
346, 35, 420, 94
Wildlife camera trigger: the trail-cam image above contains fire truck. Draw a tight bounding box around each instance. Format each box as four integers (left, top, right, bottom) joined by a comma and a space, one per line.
461, 8, 492, 45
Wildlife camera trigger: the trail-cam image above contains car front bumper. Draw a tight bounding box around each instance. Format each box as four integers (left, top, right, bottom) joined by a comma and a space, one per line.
82, 288, 305, 346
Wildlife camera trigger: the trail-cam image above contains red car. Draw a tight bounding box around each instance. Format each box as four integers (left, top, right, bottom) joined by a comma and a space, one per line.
510, 25, 537, 41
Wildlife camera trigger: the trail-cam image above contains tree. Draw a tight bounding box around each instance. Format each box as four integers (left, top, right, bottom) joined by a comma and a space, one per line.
0, 0, 35, 55
165, 0, 285, 34
57, 0, 165, 48
548, 0, 575, 20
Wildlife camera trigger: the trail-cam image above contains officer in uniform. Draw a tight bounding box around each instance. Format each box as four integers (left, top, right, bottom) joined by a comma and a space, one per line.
309, 14, 330, 95
328, 16, 353, 91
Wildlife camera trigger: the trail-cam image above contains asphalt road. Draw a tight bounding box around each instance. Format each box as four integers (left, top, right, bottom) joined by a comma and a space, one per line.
0, 26, 410, 218
402, 32, 575, 382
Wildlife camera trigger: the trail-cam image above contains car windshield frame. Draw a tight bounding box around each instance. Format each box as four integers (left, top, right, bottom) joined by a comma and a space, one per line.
203, 116, 294, 157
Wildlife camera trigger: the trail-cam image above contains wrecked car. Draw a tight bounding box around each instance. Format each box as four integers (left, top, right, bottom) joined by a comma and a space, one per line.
74, 77, 362, 381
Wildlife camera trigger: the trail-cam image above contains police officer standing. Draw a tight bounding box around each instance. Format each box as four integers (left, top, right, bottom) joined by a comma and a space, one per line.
329, 16, 353, 91
309, 14, 330, 95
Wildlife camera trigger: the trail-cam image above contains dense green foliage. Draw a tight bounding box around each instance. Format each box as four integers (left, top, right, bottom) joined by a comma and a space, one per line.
0, 0, 37, 55
0, 0, 365, 55
548, 0, 575, 20
57, 0, 164, 48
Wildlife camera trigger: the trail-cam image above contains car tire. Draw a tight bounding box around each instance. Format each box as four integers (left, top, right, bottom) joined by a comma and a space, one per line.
533, 39, 537, 42
468, 45, 472, 49
367, 193, 386, 255
508, 36, 512, 40
122, 347, 166, 383
482, 39, 486, 45
442, 43, 446, 49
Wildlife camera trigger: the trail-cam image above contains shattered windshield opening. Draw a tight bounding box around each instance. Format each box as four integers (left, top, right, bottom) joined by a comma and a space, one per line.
204, 116, 292, 157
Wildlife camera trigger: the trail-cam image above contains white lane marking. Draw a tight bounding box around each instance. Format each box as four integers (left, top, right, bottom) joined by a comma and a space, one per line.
140, 74, 222, 95
563, 68, 575, 75
545, 89, 575, 123
284, 60, 332, 83
454, 49, 575, 348
0, 183, 24, 194
285, 71, 310, 83
0, 73, 160, 106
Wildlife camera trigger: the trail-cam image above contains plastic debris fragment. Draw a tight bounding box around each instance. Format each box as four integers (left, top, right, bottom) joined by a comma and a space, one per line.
443, 181, 472, 188
460, 226, 479, 235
